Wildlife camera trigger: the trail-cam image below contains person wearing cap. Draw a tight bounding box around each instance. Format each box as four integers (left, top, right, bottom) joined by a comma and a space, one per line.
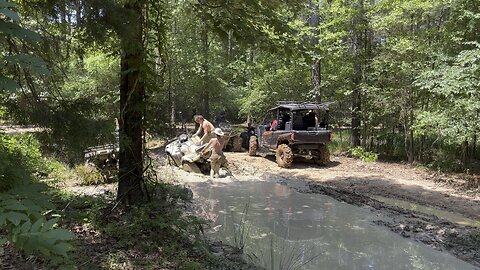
202, 128, 227, 179
194, 115, 215, 145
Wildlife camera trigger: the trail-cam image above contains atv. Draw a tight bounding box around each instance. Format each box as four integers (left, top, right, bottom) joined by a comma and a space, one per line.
249, 102, 333, 168
164, 134, 213, 174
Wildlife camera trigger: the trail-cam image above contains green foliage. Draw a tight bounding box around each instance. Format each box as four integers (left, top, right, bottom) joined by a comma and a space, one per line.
0, 134, 44, 191
0, 134, 74, 266
328, 129, 351, 155
350, 147, 378, 162
415, 44, 480, 145
75, 164, 105, 186
238, 56, 310, 121
0, 183, 74, 261
0, 0, 45, 93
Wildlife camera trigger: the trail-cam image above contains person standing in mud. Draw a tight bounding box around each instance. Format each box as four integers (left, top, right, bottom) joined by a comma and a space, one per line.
193, 115, 215, 145
202, 128, 227, 179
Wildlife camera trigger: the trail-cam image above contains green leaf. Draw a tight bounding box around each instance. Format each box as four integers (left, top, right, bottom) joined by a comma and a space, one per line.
20, 220, 31, 232
5, 212, 28, 226
2, 199, 28, 211
0, 8, 20, 21
0, 20, 41, 41
42, 217, 59, 232
30, 218, 43, 232
4, 54, 48, 74
51, 242, 73, 257
0, 1, 16, 8
0, 75, 19, 92
44, 229, 73, 241
0, 214, 6, 226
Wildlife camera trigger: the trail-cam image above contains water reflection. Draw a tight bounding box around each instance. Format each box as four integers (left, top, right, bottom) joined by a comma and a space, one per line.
191, 181, 476, 270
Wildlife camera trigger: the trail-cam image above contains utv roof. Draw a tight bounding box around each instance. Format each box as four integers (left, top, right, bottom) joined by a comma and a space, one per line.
269, 101, 334, 111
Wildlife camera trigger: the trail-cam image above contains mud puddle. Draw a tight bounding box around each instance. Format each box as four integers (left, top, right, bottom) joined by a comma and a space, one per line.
373, 196, 480, 228
190, 180, 476, 270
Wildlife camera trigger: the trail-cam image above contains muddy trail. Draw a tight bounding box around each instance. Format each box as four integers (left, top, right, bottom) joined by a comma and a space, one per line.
155, 149, 480, 268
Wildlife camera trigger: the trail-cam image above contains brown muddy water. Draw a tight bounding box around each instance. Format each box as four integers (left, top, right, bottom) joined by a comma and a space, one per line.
190, 180, 477, 270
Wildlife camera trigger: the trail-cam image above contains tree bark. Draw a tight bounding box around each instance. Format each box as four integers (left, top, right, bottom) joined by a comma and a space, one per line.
350, 0, 365, 148
351, 84, 361, 147
117, 0, 147, 204
201, 14, 210, 118
309, 0, 321, 102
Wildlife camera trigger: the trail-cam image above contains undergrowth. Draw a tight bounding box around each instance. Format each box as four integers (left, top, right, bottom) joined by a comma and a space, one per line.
350, 147, 378, 162
0, 134, 74, 268
55, 183, 256, 269
74, 164, 105, 185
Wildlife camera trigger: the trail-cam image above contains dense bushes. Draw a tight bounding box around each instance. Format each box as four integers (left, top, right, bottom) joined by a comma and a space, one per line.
0, 134, 73, 267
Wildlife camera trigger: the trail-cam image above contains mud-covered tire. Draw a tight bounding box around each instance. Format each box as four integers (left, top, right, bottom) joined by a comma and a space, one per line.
248, 136, 257, 156
276, 144, 293, 168
232, 136, 243, 152
314, 144, 330, 166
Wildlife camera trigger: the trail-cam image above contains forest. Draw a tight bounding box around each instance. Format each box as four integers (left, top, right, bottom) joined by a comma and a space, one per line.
0, 0, 479, 269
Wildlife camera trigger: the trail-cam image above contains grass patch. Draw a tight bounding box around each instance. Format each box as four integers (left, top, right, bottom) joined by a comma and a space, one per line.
74, 164, 105, 185
350, 147, 378, 162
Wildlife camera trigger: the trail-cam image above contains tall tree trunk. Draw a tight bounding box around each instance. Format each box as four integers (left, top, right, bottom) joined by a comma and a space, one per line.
309, 0, 321, 102
473, 133, 477, 160
201, 14, 210, 118
117, 0, 147, 204
350, 0, 365, 148
351, 84, 361, 147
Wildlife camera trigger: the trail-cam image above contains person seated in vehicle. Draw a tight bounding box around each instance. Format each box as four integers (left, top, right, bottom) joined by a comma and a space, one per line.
270, 119, 278, 131
194, 115, 215, 145
202, 128, 227, 179
278, 111, 291, 130
303, 110, 318, 130
319, 110, 328, 128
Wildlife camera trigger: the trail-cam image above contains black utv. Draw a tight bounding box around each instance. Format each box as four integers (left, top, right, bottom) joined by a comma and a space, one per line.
249, 102, 333, 168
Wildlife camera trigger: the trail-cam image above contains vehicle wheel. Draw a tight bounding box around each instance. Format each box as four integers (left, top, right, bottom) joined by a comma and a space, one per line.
276, 144, 293, 168
314, 144, 330, 166
232, 136, 243, 152
248, 136, 257, 156
182, 162, 202, 174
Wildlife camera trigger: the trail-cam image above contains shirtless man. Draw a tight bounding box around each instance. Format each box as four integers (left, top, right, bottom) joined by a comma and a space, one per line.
202, 128, 227, 179
194, 115, 215, 145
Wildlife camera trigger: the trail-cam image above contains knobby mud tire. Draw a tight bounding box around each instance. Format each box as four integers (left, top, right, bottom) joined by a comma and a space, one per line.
314, 144, 330, 166
231, 136, 243, 152
248, 136, 257, 156
276, 144, 293, 168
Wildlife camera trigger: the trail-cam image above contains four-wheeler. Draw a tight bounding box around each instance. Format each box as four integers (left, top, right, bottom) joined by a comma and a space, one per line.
248, 102, 333, 168
164, 134, 214, 174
